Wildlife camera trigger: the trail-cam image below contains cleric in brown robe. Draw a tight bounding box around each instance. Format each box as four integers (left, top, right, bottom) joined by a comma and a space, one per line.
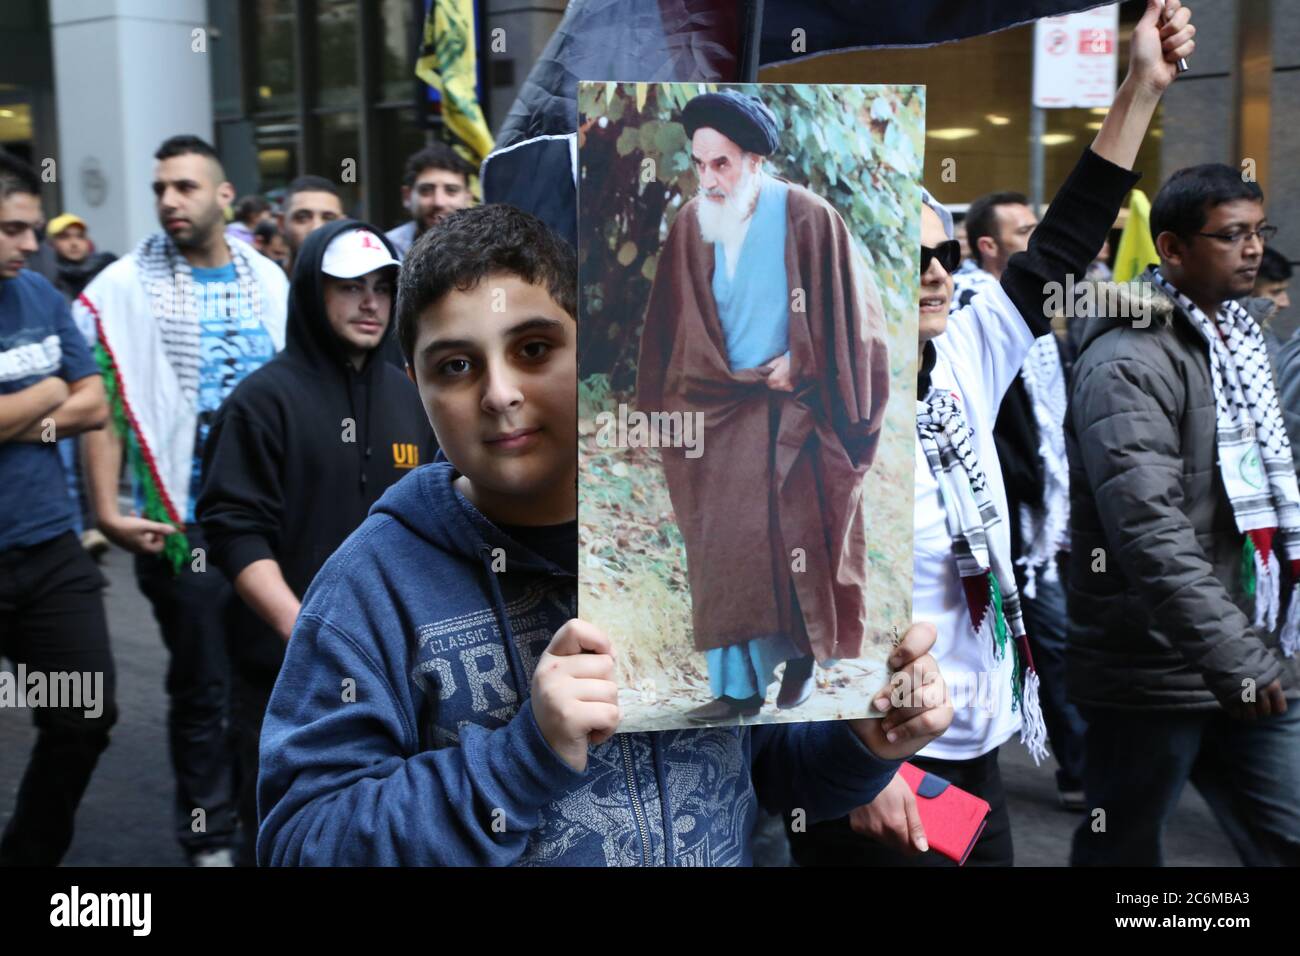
636, 90, 890, 723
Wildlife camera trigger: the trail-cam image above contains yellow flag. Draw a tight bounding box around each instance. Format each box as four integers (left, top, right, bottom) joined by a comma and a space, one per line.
415, 0, 495, 170
1113, 188, 1160, 283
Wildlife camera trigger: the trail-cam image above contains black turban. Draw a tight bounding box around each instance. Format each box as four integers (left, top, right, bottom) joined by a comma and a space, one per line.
681, 90, 781, 156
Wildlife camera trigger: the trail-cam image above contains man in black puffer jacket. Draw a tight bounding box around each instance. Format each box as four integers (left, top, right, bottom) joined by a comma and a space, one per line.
1068, 164, 1300, 867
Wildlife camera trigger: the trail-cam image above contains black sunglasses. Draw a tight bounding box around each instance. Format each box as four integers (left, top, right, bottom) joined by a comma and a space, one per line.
921, 239, 962, 275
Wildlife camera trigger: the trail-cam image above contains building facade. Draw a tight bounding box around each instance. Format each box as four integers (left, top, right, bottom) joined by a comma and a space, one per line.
1, 0, 1294, 266
0, 0, 565, 252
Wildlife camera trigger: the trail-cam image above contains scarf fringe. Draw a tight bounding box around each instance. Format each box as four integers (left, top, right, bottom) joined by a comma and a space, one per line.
1018, 667, 1049, 765
1282, 582, 1300, 658
1019, 557, 1038, 601
978, 609, 999, 673
1249, 533, 1281, 631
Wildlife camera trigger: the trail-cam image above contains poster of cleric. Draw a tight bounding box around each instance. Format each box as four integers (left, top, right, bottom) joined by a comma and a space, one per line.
576, 82, 923, 732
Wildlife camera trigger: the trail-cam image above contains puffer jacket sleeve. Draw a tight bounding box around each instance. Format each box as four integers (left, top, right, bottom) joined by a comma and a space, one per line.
1274, 332, 1300, 478
1071, 345, 1283, 704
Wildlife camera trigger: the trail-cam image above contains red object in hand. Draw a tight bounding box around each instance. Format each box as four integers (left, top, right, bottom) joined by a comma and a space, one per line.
899, 761, 991, 866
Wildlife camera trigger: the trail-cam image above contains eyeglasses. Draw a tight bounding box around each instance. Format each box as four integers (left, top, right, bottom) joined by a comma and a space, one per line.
921, 239, 962, 275
1196, 225, 1278, 246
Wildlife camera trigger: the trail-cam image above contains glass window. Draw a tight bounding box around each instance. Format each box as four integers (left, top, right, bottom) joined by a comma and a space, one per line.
210, 0, 242, 118
317, 0, 360, 110
0, 101, 33, 149
255, 0, 297, 114
317, 110, 362, 217
759, 4, 1159, 209
256, 121, 301, 197
374, 107, 430, 230
379, 0, 419, 105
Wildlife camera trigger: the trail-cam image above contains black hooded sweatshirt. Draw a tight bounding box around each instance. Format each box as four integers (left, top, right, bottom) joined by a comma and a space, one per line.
198, 219, 437, 683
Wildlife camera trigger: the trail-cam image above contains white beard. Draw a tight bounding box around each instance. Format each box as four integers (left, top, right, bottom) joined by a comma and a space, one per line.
697, 163, 762, 250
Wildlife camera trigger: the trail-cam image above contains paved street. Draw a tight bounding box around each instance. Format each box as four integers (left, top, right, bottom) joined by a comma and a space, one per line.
2, 543, 1237, 866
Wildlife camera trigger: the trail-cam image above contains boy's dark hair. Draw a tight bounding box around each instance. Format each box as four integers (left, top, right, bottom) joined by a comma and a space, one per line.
253, 218, 281, 243
1150, 163, 1264, 242
0, 149, 41, 200
284, 175, 340, 203
402, 142, 475, 190
1258, 246, 1293, 283
397, 204, 576, 366
965, 191, 1029, 268
155, 134, 221, 164
235, 194, 271, 224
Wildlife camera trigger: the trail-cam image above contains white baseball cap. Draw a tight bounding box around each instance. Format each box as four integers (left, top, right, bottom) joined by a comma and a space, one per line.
321, 228, 401, 279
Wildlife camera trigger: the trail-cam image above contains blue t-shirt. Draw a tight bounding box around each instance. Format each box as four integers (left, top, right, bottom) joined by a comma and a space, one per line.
0, 270, 100, 551
182, 263, 278, 523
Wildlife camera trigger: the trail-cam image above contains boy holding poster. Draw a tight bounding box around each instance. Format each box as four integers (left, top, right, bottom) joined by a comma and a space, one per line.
255, 203, 953, 866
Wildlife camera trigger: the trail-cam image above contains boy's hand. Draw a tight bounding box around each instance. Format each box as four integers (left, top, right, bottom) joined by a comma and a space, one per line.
849, 621, 953, 761
531, 619, 621, 773
848, 772, 928, 855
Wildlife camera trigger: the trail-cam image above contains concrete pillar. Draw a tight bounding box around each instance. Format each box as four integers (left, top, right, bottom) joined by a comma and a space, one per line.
1157, 0, 1240, 182
1270, 0, 1300, 265
483, 1, 566, 137
48, 0, 213, 255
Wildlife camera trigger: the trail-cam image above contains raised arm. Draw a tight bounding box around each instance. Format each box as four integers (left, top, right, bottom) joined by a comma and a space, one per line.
999, 0, 1193, 334
1091, 0, 1194, 171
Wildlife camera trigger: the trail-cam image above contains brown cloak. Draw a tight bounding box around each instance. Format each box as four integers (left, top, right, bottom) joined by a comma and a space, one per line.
635, 181, 889, 661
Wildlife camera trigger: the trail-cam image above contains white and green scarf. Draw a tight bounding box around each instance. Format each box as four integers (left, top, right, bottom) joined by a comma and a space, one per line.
1149, 267, 1300, 656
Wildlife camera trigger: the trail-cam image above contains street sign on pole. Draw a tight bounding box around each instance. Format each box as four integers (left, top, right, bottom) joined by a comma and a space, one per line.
1032, 4, 1120, 109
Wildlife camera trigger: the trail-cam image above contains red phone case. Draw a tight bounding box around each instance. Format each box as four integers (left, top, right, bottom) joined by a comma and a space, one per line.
899, 761, 991, 866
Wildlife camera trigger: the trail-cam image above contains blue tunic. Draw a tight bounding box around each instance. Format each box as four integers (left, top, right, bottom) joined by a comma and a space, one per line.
711, 176, 791, 372
704, 176, 803, 699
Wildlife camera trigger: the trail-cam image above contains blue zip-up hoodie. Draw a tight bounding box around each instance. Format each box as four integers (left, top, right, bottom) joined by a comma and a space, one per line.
257, 460, 898, 866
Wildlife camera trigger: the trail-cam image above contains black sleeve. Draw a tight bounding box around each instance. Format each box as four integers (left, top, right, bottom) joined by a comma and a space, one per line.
994, 376, 1045, 507
196, 398, 286, 582
1001, 148, 1142, 337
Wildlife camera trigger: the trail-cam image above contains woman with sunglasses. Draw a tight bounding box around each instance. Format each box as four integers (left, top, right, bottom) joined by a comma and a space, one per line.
786, 0, 1194, 868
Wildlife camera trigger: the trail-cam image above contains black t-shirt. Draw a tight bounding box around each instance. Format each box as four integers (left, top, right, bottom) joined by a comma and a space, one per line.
498, 520, 578, 576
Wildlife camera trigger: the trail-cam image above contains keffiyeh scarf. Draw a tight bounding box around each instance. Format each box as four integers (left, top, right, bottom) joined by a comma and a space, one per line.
136, 231, 266, 407
1149, 267, 1300, 656
917, 388, 1049, 762
1017, 335, 1070, 598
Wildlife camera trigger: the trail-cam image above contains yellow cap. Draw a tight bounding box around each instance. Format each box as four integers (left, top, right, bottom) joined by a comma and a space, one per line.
47, 213, 87, 237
